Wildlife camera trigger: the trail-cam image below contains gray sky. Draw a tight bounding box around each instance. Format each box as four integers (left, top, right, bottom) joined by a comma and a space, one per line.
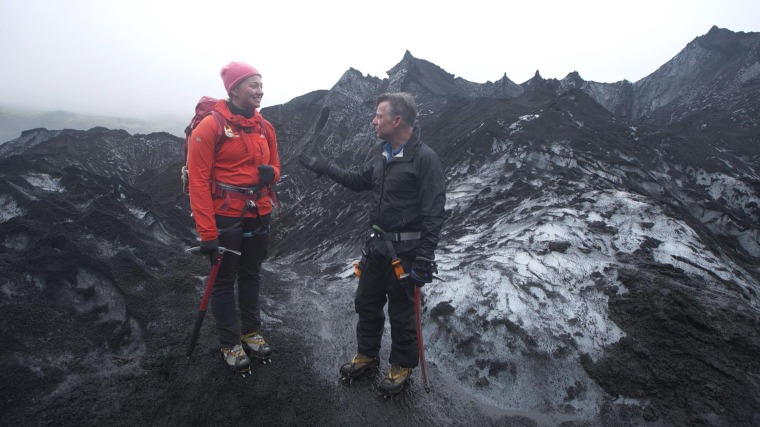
1, 0, 758, 120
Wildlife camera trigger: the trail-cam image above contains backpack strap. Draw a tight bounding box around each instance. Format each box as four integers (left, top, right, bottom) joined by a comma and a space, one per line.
259, 115, 269, 141
182, 109, 229, 196
209, 110, 228, 186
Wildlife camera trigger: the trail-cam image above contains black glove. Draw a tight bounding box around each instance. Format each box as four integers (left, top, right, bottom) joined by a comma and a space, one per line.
258, 165, 275, 184
298, 149, 330, 176
409, 256, 437, 287
199, 238, 220, 265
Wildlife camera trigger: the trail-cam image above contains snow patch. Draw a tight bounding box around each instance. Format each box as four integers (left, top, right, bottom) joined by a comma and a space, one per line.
491, 138, 510, 154
128, 207, 148, 220
0, 195, 25, 222
693, 170, 760, 220
24, 173, 64, 192
508, 114, 539, 135
737, 61, 760, 84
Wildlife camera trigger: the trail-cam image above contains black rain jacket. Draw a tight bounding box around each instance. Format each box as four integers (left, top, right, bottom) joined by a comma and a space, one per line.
326, 127, 446, 259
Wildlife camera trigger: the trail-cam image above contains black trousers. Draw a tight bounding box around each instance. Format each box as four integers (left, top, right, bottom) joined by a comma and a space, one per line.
210, 214, 270, 347
355, 252, 418, 368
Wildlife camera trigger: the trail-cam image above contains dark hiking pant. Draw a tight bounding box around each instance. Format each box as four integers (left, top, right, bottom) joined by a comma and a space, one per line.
210, 214, 270, 348
355, 253, 418, 368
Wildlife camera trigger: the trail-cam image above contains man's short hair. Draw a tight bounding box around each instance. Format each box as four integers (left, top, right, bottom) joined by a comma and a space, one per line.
376, 92, 417, 126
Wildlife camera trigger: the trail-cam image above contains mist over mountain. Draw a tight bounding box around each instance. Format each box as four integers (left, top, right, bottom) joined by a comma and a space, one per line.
0, 105, 187, 144
1, 26, 758, 426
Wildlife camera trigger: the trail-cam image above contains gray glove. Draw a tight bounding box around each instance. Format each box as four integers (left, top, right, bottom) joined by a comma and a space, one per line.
258, 165, 275, 184
298, 149, 330, 176
409, 256, 436, 287
199, 238, 219, 265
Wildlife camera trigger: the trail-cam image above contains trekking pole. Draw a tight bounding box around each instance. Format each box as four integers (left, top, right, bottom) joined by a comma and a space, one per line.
185, 246, 241, 357
414, 286, 431, 393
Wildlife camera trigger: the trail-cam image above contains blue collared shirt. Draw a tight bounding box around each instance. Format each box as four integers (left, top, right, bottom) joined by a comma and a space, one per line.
383, 141, 407, 160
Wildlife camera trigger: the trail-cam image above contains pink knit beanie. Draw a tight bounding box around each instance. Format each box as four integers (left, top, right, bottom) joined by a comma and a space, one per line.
220, 62, 261, 93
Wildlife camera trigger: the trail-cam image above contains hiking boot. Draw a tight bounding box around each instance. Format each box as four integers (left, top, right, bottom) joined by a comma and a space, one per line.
221, 344, 251, 374
241, 332, 272, 360
378, 364, 412, 395
339, 353, 379, 380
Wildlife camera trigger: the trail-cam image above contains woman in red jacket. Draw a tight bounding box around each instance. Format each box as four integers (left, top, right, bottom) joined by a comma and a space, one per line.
187, 61, 280, 374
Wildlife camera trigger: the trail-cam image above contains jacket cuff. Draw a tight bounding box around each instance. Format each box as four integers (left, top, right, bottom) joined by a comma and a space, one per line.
326, 164, 341, 180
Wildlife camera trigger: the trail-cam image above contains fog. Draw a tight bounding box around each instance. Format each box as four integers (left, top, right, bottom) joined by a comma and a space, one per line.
1, 0, 758, 121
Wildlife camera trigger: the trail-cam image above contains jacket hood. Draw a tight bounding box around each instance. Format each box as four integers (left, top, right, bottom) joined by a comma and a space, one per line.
214, 100, 263, 128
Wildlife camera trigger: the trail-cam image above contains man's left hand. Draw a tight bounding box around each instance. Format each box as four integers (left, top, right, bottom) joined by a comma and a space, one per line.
409, 256, 436, 287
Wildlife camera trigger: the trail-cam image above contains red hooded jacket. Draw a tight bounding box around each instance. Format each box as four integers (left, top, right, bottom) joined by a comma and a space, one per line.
187, 100, 280, 241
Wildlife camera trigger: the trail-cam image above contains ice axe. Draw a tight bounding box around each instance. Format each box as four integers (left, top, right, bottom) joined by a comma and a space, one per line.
184, 245, 241, 357
414, 285, 431, 393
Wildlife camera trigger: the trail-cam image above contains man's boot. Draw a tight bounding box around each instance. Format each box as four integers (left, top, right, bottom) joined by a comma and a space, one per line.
339, 353, 379, 380
378, 364, 412, 395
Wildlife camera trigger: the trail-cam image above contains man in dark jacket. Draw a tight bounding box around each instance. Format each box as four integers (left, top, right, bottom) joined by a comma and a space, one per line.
299, 92, 446, 394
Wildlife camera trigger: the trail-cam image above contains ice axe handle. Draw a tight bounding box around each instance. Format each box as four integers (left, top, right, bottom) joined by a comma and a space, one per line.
415, 286, 430, 393
185, 250, 226, 358
186, 310, 207, 357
